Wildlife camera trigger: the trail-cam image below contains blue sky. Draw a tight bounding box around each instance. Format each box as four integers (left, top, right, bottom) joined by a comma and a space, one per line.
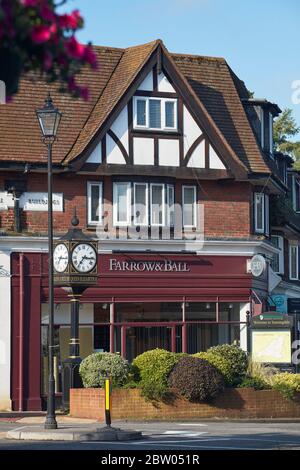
61, 0, 300, 136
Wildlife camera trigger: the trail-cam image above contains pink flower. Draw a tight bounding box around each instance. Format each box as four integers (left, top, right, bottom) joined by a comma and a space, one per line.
40, 4, 56, 22
64, 36, 85, 59
43, 50, 53, 70
83, 45, 98, 69
31, 24, 51, 43
58, 10, 83, 30
20, 0, 41, 6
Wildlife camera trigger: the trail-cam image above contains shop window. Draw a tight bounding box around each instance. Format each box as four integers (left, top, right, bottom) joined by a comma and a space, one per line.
218, 303, 240, 322
185, 302, 216, 321
270, 235, 284, 274
87, 181, 102, 225
182, 185, 197, 228
115, 302, 182, 323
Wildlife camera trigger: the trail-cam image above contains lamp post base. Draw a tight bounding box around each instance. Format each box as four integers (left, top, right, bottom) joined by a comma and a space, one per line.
44, 418, 58, 430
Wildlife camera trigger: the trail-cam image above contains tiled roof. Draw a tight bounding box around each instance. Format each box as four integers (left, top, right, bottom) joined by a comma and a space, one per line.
0, 46, 123, 164
171, 53, 270, 173
0, 39, 270, 174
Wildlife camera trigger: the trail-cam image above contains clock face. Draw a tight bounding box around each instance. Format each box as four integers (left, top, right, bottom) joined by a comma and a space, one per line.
53, 243, 69, 273
71, 243, 97, 273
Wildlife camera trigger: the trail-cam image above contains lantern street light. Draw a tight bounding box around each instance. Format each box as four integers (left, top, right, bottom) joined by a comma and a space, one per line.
36, 93, 62, 429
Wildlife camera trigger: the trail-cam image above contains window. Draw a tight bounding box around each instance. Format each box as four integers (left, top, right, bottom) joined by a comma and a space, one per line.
114, 182, 175, 227
133, 97, 177, 131
134, 183, 148, 225
182, 186, 197, 228
113, 182, 131, 226
292, 176, 300, 212
166, 184, 175, 227
289, 244, 299, 280
87, 182, 102, 225
260, 107, 264, 150
254, 193, 264, 233
150, 183, 164, 226
270, 235, 284, 274
269, 112, 273, 156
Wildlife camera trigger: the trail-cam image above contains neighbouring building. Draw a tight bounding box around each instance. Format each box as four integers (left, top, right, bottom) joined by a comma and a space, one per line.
0, 40, 299, 411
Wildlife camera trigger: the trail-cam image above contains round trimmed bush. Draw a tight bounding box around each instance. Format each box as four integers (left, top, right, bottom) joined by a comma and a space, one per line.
132, 349, 184, 400
194, 344, 248, 386
79, 352, 130, 388
168, 356, 224, 401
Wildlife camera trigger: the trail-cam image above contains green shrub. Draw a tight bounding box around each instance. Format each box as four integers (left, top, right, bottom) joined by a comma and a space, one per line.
194, 344, 247, 386
237, 375, 270, 390
168, 356, 224, 401
271, 373, 300, 400
247, 359, 278, 386
79, 352, 130, 388
132, 349, 184, 401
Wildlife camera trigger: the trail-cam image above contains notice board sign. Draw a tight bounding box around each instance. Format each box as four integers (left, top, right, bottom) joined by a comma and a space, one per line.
251, 330, 291, 363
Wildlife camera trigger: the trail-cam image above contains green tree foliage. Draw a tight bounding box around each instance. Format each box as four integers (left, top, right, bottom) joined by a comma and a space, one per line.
274, 108, 300, 168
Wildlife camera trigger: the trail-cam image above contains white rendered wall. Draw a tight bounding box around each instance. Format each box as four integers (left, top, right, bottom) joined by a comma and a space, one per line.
133, 137, 154, 165
158, 139, 180, 166
240, 302, 250, 352
187, 139, 205, 168
157, 72, 175, 92
209, 144, 226, 169
106, 134, 126, 164
110, 105, 129, 154
0, 251, 11, 410
183, 105, 202, 155
86, 141, 102, 163
137, 71, 153, 91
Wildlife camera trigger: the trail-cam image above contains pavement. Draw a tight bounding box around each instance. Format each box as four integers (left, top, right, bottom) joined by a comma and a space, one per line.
0, 417, 300, 449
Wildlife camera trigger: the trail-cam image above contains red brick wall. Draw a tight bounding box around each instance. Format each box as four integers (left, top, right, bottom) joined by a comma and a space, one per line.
0, 173, 251, 238
70, 388, 300, 421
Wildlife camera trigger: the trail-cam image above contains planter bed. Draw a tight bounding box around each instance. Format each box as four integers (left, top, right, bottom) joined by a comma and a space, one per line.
70, 388, 300, 421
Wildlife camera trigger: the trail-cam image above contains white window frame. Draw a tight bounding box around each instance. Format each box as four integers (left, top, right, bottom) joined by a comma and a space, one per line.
265, 194, 269, 237
87, 181, 102, 226
166, 184, 175, 227
150, 183, 165, 226
254, 192, 265, 234
133, 96, 177, 131
271, 235, 284, 274
133, 182, 149, 226
260, 107, 264, 150
289, 244, 299, 280
269, 112, 273, 157
182, 185, 197, 228
113, 182, 131, 226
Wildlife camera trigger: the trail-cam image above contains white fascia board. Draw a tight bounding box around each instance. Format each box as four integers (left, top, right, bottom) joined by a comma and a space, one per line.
0, 236, 278, 257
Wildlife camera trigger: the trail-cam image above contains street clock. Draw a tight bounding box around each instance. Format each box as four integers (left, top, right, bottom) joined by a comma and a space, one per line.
53, 214, 98, 287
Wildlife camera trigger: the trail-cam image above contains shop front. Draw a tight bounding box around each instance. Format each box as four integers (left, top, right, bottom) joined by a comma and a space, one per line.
11, 252, 253, 410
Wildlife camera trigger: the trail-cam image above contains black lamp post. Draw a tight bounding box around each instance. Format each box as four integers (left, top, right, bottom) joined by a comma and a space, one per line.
36, 93, 62, 430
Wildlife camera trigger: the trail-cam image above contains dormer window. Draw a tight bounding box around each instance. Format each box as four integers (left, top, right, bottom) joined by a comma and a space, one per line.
134, 97, 177, 131
269, 112, 274, 157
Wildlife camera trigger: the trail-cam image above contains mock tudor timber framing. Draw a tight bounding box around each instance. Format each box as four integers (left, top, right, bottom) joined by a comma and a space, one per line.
68, 42, 248, 180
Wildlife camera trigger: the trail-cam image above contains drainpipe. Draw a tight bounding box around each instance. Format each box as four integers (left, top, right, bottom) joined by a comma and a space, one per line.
19, 253, 24, 411
109, 300, 115, 353
182, 298, 187, 353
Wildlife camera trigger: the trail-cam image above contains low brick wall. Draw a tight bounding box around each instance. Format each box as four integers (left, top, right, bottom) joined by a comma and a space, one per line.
70, 388, 300, 420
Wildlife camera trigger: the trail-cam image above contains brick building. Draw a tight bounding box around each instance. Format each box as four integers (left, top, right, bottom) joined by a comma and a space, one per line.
0, 39, 299, 411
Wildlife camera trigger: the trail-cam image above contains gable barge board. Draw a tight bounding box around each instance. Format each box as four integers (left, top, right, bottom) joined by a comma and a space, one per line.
70, 49, 159, 172
161, 50, 248, 180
